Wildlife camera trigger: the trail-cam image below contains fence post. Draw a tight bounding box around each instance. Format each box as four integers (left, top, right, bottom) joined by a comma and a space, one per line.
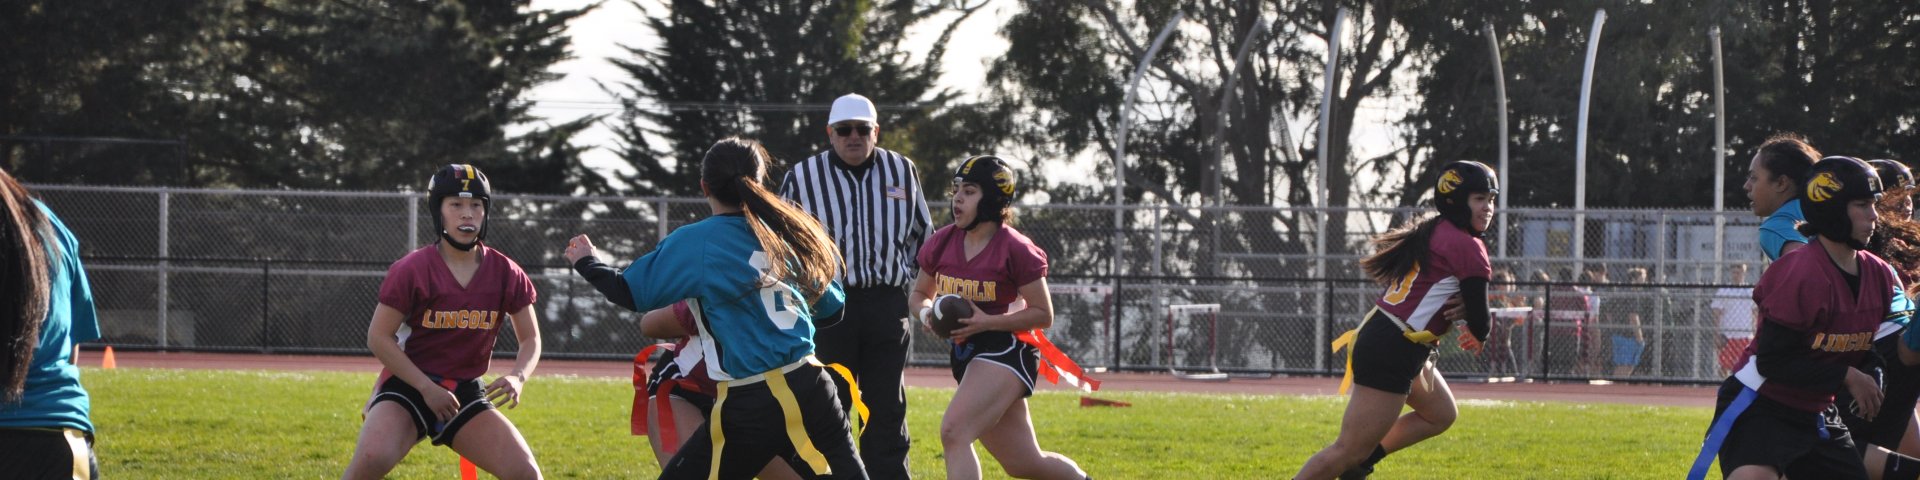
1541, 285, 1554, 380
406, 194, 418, 251
657, 198, 670, 242
1320, 277, 1333, 375
157, 189, 170, 349
261, 258, 272, 353
1110, 277, 1124, 372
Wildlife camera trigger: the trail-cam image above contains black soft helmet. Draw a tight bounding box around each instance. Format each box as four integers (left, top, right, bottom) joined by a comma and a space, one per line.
1801, 156, 1882, 249
1870, 159, 1914, 193
953, 155, 1018, 231
1432, 160, 1499, 236
427, 164, 493, 251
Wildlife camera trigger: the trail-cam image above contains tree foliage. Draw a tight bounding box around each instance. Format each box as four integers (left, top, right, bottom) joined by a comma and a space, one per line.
1, 0, 597, 194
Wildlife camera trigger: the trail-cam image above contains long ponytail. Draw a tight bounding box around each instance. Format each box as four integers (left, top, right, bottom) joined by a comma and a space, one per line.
0, 168, 53, 404
1360, 216, 1443, 286
702, 138, 842, 303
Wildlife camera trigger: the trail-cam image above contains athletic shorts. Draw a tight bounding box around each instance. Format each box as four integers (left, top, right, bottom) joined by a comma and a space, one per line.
1712, 378, 1866, 478
368, 375, 494, 446
1610, 335, 1643, 367
1839, 333, 1920, 450
647, 349, 716, 411
1350, 309, 1437, 395
951, 330, 1041, 398
0, 427, 97, 479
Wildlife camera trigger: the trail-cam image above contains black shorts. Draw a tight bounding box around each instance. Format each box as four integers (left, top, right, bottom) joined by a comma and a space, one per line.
0, 427, 97, 480
1713, 378, 1866, 478
1838, 333, 1920, 450
1350, 309, 1436, 395
368, 375, 494, 446
950, 331, 1041, 398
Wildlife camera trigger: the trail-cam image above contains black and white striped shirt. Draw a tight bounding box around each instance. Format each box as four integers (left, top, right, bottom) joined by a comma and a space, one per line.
780, 147, 933, 289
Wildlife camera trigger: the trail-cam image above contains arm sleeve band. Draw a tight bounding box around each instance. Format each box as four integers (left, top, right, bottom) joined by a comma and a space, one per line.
1459, 277, 1491, 340
573, 255, 637, 311
1753, 320, 1847, 393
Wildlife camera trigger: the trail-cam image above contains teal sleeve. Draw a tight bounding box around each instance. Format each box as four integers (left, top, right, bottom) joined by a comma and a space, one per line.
812, 281, 845, 319
620, 231, 706, 313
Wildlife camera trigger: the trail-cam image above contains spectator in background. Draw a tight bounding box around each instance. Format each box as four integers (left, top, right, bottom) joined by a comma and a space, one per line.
1609, 268, 1651, 377
0, 167, 102, 479
1545, 267, 1591, 377
1578, 264, 1609, 376
1483, 268, 1526, 376
1710, 265, 1755, 376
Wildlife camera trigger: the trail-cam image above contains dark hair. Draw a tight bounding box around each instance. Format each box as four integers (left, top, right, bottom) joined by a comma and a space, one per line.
701, 138, 842, 303
0, 168, 53, 404
1755, 132, 1821, 190
1360, 216, 1443, 286
1867, 210, 1920, 295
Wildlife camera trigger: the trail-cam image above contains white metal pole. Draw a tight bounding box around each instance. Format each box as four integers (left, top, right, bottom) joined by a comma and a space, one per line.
1575, 9, 1606, 272
1114, 12, 1185, 278
157, 190, 170, 349
1315, 7, 1348, 372
1486, 24, 1510, 259
1711, 27, 1727, 279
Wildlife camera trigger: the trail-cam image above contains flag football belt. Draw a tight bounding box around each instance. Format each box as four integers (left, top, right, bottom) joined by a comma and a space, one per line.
708, 356, 866, 479
1013, 329, 1102, 392
1331, 306, 1439, 394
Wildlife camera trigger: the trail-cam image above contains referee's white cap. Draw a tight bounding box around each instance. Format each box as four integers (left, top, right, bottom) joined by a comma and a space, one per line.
828, 94, 878, 125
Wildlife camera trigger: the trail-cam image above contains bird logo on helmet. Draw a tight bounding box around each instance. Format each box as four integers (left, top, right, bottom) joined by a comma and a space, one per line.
427, 164, 493, 251
953, 155, 1019, 231
1799, 156, 1883, 250
1432, 161, 1498, 237
1807, 172, 1843, 203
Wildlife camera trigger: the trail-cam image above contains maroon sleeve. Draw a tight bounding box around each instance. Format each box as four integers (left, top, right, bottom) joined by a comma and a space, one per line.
1008, 234, 1050, 287
1754, 257, 1825, 331
1442, 227, 1493, 280
672, 300, 696, 336
917, 226, 947, 278
502, 256, 537, 313
376, 256, 418, 313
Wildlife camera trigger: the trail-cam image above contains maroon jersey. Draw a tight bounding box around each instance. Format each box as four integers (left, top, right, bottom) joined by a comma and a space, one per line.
916, 224, 1048, 315
1731, 247, 1893, 412
1372, 220, 1492, 335
376, 244, 537, 380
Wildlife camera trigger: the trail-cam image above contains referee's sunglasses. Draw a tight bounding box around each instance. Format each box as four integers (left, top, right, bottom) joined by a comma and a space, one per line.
833, 124, 874, 137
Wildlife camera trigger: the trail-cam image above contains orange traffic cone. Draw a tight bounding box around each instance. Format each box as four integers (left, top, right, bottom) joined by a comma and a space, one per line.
100, 346, 116, 370
459, 456, 477, 480
1079, 395, 1131, 408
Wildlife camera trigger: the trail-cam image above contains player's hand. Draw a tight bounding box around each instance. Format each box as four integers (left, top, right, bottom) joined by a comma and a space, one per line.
1442, 294, 1465, 322
1457, 330, 1484, 353
947, 302, 989, 342
485, 374, 525, 409
1846, 367, 1883, 421
564, 234, 596, 264
423, 385, 461, 423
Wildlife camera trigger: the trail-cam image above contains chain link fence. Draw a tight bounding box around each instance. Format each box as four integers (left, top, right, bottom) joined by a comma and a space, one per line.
35, 185, 1770, 383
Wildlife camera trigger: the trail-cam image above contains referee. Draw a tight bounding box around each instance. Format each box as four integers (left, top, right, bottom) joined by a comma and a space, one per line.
780, 93, 930, 479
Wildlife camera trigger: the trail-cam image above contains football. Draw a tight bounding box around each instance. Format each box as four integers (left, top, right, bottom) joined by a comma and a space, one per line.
929, 294, 973, 338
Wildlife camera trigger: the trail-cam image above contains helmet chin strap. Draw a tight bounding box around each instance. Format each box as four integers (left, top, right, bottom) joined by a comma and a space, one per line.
439, 231, 480, 251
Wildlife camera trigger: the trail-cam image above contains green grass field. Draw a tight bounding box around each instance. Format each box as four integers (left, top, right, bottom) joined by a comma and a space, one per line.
87, 368, 1711, 479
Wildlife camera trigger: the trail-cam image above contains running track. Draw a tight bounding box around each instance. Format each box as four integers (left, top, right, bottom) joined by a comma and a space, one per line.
83, 349, 1714, 407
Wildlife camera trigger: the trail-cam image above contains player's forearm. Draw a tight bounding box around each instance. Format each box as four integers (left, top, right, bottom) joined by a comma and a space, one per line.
1753, 321, 1848, 392
573, 255, 638, 311
507, 312, 541, 380
988, 305, 1053, 331
368, 334, 436, 390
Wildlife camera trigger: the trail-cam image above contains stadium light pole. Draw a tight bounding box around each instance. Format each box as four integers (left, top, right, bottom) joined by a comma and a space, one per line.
1315, 7, 1349, 372
1113, 12, 1185, 279
1574, 9, 1606, 274
1208, 17, 1271, 278
1711, 26, 1727, 280
1485, 24, 1509, 260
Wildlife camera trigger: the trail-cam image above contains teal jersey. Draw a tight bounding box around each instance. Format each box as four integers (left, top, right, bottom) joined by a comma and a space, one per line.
1759, 199, 1808, 261
0, 200, 100, 432
621, 214, 844, 380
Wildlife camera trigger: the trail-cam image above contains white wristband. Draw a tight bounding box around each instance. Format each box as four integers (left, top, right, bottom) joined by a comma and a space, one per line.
917, 306, 934, 324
